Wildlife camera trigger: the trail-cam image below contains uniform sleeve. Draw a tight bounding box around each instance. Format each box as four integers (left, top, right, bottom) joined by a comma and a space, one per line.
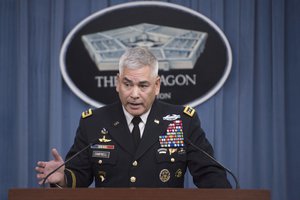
64, 118, 94, 188
186, 113, 232, 188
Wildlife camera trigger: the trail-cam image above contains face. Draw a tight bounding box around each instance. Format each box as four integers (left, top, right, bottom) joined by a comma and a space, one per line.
116, 66, 160, 116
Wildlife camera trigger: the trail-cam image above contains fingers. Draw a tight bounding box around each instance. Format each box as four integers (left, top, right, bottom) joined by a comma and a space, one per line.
36, 162, 45, 174
35, 166, 44, 174
35, 162, 46, 183
36, 171, 46, 180
51, 148, 63, 162
36, 149, 64, 185
37, 161, 46, 168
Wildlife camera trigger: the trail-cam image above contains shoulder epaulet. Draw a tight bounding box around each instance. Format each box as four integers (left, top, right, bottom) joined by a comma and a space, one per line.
183, 105, 195, 117
82, 108, 93, 119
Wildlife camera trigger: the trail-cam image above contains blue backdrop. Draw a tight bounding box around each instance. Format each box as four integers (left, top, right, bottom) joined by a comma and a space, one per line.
1, 1, 299, 200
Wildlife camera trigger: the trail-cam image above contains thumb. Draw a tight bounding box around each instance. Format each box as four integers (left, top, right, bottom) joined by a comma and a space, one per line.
51, 148, 63, 162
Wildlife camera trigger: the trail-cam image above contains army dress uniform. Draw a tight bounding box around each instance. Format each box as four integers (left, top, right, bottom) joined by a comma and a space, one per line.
64, 100, 231, 188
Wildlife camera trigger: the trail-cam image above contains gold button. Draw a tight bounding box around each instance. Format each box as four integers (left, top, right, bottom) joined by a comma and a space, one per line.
98, 160, 103, 164
132, 161, 138, 166
130, 176, 136, 183
171, 158, 175, 162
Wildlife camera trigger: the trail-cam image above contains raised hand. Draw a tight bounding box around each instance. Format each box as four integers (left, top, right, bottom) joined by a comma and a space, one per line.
35, 148, 66, 186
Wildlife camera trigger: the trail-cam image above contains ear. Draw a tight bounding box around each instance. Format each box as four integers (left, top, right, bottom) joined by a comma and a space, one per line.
115, 74, 120, 92
155, 76, 161, 95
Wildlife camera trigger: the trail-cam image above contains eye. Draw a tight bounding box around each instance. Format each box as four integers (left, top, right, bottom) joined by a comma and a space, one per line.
139, 84, 149, 89
122, 81, 132, 88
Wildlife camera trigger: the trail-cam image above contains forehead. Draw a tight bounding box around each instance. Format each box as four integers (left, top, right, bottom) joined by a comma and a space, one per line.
120, 66, 154, 82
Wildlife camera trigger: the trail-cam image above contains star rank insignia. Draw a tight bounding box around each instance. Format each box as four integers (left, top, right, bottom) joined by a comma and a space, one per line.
82, 108, 93, 118
183, 106, 195, 117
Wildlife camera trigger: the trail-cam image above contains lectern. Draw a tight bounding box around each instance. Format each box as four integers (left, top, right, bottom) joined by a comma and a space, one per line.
9, 188, 270, 200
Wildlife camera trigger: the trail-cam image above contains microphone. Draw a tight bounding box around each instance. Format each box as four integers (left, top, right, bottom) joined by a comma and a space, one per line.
42, 139, 98, 188
185, 138, 240, 189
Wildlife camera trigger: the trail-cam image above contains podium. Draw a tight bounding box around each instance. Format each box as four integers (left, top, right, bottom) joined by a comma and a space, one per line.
9, 188, 270, 200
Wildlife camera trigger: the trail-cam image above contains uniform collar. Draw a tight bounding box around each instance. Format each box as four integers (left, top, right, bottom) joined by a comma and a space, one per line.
122, 106, 151, 126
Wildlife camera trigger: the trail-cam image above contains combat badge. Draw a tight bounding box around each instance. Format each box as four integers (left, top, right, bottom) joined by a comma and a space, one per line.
159, 169, 170, 183
163, 114, 181, 121
82, 108, 93, 118
183, 106, 195, 117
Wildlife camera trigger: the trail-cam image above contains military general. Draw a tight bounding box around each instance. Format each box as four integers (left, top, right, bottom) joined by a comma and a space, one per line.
36, 47, 231, 188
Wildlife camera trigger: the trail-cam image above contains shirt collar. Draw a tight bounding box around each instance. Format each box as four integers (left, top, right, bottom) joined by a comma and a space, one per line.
122, 106, 151, 126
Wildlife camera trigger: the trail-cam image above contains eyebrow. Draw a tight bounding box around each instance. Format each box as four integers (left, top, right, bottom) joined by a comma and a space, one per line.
123, 77, 149, 85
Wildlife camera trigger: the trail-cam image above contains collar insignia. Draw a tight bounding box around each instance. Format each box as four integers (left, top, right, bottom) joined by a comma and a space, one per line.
113, 121, 119, 126
154, 119, 160, 124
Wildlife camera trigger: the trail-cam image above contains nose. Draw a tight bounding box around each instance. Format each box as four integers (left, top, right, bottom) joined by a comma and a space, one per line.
130, 86, 140, 99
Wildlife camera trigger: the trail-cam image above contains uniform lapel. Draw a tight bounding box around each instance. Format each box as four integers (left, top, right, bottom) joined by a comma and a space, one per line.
107, 102, 135, 155
134, 101, 170, 160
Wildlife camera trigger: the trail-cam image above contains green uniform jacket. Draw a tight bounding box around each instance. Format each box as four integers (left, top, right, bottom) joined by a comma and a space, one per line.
64, 100, 231, 188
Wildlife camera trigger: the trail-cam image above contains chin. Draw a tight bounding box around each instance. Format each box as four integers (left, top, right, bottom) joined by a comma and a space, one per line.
130, 110, 143, 116
127, 108, 144, 116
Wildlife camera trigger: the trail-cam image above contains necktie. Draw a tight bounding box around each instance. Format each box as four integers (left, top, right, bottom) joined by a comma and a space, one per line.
131, 116, 141, 149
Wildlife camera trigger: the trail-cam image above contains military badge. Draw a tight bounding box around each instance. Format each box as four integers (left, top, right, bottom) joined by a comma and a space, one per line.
99, 135, 111, 143
98, 171, 106, 182
157, 148, 167, 154
101, 128, 108, 134
163, 114, 181, 121
81, 108, 93, 118
113, 121, 119, 126
168, 148, 177, 155
183, 106, 195, 117
159, 169, 170, 183
178, 148, 186, 155
159, 120, 185, 148
175, 169, 183, 178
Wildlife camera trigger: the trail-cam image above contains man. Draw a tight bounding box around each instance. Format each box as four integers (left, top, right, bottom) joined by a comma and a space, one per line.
36, 47, 231, 188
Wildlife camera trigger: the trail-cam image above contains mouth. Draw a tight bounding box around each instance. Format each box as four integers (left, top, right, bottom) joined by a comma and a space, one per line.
128, 102, 142, 109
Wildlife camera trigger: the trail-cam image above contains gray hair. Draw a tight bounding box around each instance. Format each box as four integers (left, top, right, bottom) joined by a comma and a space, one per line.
118, 47, 159, 77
